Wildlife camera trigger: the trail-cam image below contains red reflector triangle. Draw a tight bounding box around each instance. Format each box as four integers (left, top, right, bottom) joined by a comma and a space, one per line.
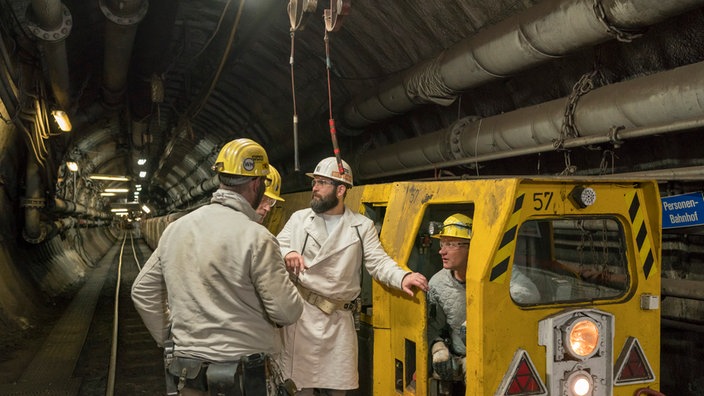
614, 337, 655, 384
500, 350, 547, 395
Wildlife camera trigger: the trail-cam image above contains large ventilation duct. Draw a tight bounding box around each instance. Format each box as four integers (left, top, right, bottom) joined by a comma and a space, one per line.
343, 0, 704, 129
357, 61, 704, 180
99, 0, 148, 107
27, 0, 72, 111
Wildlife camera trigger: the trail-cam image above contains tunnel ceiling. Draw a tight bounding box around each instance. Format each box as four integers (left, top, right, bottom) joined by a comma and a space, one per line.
2, 0, 704, 214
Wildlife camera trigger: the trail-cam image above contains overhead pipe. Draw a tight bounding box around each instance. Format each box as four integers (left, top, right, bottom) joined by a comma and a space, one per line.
342, 0, 704, 129
99, 0, 149, 107
45, 217, 77, 240
26, 0, 72, 111
166, 175, 219, 212
52, 197, 106, 219
662, 278, 704, 302
357, 60, 704, 180
22, 158, 47, 243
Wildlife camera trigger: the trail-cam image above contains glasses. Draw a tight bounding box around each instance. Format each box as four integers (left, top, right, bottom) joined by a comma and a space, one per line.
439, 241, 470, 250
311, 179, 338, 188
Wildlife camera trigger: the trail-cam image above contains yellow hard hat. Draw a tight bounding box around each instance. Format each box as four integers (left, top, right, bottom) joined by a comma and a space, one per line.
306, 157, 353, 186
431, 213, 472, 240
212, 138, 270, 177
265, 165, 285, 202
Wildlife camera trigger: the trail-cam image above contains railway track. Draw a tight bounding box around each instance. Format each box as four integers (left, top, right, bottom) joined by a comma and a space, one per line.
0, 232, 164, 396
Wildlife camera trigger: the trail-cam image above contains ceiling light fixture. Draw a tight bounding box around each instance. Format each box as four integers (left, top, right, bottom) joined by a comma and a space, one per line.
89, 174, 131, 181
66, 161, 78, 172
52, 110, 72, 132
104, 188, 129, 193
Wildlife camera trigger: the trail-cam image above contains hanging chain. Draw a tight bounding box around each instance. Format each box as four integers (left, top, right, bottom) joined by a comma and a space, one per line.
577, 220, 585, 267
600, 219, 609, 269
599, 149, 615, 175
593, 0, 645, 43
555, 70, 604, 175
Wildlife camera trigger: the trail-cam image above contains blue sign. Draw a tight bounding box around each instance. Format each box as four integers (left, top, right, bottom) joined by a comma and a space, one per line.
661, 192, 704, 229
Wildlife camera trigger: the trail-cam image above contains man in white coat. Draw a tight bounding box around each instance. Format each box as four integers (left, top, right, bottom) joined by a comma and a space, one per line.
277, 156, 429, 395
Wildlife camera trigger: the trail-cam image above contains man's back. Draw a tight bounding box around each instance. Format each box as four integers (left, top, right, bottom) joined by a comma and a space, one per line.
154, 196, 301, 361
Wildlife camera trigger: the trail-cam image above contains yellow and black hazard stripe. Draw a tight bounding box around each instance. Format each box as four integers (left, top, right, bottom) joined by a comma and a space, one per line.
628, 191, 655, 279
490, 194, 524, 282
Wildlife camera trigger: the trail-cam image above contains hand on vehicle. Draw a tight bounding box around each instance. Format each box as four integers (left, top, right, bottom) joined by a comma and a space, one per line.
402, 272, 429, 296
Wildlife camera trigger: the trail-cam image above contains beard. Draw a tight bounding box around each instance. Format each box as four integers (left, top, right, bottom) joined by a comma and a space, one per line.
251, 178, 266, 209
310, 190, 339, 213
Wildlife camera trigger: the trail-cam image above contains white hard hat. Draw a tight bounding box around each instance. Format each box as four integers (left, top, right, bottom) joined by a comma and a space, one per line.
306, 157, 353, 186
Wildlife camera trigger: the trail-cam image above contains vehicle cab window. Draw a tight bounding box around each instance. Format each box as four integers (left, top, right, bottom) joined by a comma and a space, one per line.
511, 217, 629, 305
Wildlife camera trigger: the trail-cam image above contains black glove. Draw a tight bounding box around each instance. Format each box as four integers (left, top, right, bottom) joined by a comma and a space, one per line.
431, 341, 455, 380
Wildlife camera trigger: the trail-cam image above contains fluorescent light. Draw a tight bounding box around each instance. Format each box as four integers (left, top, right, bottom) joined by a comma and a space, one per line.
141, 205, 151, 213
89, 174, 131, 181
52, 110, 72, 132
100, 192, 117, 197
139, 171, 147, 178
104, 188, 129, 193
66, 162, 78, 172
137, 158, 147, 165
110, 208, 128, 212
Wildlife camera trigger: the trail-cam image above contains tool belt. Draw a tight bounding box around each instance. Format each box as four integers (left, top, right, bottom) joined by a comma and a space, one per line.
164, 349, 295, 396
295, 282, 357, 315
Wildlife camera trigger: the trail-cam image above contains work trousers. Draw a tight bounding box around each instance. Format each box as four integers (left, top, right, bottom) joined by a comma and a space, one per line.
179, 388, 208, 396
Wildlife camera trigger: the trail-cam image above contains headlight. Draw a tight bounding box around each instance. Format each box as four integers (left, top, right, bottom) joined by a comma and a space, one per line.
566, 370, 593, 396
564, 318, 599, 359
569, 186, 596, 209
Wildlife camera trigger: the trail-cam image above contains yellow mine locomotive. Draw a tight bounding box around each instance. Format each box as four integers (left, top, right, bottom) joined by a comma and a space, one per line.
269, 177, 662, 396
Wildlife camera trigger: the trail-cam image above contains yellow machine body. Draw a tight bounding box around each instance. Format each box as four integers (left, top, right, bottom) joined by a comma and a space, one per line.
271, 178, 662, 396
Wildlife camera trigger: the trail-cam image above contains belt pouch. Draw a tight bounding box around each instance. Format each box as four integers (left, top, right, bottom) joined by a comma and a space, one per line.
168, 357, 207, 391
207, 362, 242, 396
242, 353, 268, 396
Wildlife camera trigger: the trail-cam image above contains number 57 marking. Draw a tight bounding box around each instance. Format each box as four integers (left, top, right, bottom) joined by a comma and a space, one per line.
533, 192, 553, 211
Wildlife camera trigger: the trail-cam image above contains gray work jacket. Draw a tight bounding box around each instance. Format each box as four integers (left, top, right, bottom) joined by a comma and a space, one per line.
131, 189, 303, 362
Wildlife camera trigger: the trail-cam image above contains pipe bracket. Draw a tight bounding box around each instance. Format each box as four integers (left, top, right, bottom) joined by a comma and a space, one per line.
26, 4, 72, 42
22, 226, 47, 244
607, 125, 625, 147
21, 197, 46, 208
99, 0, 149, 26
448, 117, 477, 160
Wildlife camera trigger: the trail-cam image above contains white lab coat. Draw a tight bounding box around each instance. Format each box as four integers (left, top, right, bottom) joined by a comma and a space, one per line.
277, 207, 409, 390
